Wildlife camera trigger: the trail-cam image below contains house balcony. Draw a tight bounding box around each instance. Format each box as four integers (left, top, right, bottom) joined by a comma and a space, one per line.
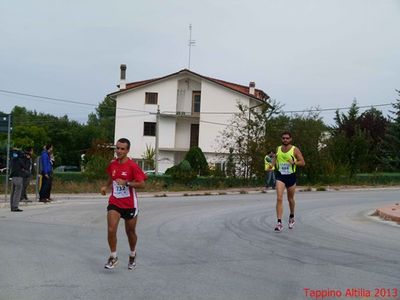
160, 111, 199, 119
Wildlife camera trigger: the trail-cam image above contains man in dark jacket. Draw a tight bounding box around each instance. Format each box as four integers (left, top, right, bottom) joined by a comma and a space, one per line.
21, 147, 34, 202
39, 144, 53, 202
10, 149, 29, 211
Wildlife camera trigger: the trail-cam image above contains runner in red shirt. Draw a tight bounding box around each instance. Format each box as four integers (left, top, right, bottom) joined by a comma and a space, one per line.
101, 138, 147, 270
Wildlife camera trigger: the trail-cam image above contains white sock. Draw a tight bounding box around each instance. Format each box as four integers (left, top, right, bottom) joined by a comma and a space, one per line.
111, 252, 117, 258
130, 250, 136, 257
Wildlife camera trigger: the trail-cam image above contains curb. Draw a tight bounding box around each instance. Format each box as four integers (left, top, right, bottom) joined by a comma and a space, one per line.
1, 187, 400, 221
374, 203, 400, 224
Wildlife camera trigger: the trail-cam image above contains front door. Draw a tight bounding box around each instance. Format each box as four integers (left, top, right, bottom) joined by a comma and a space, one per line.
190, 124, 199, 148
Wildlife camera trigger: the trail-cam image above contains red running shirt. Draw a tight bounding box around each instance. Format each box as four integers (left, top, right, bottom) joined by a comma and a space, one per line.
106, 158, 147, 209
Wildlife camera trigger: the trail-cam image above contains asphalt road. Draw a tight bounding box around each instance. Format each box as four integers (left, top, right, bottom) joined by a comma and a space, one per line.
0, 189, 399, 300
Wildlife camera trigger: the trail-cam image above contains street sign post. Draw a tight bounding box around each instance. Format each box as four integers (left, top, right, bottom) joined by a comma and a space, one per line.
0, 114, 10, 133
1, 114, 12, 202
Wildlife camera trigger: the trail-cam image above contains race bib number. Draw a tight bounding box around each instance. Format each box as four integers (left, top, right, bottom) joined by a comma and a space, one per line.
112, 181, 131, 199
279, 163, 291, 175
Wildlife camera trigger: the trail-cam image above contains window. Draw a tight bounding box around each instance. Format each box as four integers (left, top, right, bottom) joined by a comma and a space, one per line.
192, 91, 201, 115
145, 92, 158, 105
143, 122, 156, 136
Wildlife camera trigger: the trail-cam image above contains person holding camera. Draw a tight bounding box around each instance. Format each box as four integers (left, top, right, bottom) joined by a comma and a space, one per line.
10, 149, 29, 212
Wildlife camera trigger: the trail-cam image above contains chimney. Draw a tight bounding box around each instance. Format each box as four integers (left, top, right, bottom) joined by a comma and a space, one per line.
120, 64, 127, 90
249, 81, 255, 95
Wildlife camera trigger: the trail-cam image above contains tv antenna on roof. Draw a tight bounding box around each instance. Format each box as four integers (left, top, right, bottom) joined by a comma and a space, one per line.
188, 24, 196, 69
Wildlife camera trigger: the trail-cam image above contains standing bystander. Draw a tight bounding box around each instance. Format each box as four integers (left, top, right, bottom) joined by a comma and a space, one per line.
21, 147, 33, 202
264, 150, 276, 190
10, 149, 29, 211
39, 144, 53, 203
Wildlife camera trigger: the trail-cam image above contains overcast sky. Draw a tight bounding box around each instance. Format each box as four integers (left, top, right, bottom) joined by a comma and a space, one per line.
1, 0, 399, 125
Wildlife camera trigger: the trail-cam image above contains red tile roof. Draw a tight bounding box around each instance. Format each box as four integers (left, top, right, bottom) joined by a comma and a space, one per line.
109, 69, 269, 102
204, 76, 268, 101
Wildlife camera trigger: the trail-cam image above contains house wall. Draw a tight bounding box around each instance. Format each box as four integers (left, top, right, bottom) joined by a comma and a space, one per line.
198, 80, 250, 153
176, 78, 201, 114
158, 117, 176, 149
114, 79, 178, 160
158, 151, 175, 173
174, 117, 196, 149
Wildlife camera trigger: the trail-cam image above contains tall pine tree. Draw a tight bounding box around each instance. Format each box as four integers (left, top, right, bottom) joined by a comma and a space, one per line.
381, 90, 400, 170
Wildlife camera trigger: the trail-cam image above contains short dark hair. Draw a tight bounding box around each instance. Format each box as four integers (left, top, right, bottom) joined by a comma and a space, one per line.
281, 131, 292, 138
45, 144, 52, 150
24, 146, 33, 153
117, 138, 131, 149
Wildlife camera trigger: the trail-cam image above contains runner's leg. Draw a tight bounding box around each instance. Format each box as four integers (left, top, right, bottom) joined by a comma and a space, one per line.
125, 216, 138, 252
107, 210, 121, 252
287, 184, 296, 216
275, 180, 285, 220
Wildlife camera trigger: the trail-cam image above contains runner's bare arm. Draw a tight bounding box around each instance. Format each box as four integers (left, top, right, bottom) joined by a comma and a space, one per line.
294, 147, 305, 167
101, 177, 113, 195
114, 178, 145, 189
126, 180, 145, 189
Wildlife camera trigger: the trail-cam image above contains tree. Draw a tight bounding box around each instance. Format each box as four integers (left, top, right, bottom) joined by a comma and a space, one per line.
87, 96, 116, 143
1, 99, 116, 168
288, 112, 328, 182
381, 90, 400, 170
83, 139, 114, 180
225, 147, 235, 177
218, 99, 282, 179
358, 107, 389, 171
6, 106, 94, 166
165, 159, 197, 185
184, 146, 209, 176
142, 144, 155, 170
217, 98, 331, 182
328, 101, 371, 176
12, 125, 49, 151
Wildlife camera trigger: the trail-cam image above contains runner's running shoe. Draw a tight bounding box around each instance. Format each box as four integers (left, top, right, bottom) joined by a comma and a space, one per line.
104, 256, 118, 269
288, 218, 295, 229
128, 255, 136, 270
274, 222, 283, 232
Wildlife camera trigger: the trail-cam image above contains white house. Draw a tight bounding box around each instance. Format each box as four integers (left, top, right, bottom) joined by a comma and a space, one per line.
108, 66, 270, 173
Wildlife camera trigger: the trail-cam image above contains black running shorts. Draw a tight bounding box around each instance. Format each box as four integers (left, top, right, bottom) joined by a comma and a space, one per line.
107, 204, 138, 220
275, 172, 297, 188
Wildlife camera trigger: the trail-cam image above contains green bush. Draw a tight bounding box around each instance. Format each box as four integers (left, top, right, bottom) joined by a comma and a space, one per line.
54, 172, 88, 182
84, 155, 109, 180
146, 175, 263, 190
166, 160, 197, 185
184, 147, 210, 176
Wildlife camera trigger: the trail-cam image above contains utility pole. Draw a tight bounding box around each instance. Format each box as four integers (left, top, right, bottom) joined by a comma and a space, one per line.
155, 105, 160, 175
4, 114, 11, 202
188, 24, 196, 69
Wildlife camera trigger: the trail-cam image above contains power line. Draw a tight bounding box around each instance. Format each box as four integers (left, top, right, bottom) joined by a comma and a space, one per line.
9, 113, 149, 127
283, 102, 394, 114
0, 88, 395, 120
0, 89, 97, 108
162, 103, 394, 115
0, 89, 152, 115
